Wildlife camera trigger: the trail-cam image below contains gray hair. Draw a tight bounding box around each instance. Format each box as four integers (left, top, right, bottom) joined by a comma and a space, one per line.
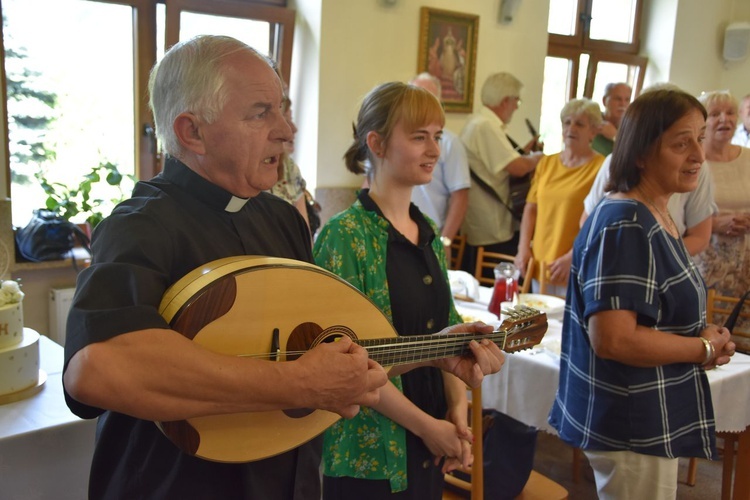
603, 82, 632, 98
560, 98, 603, 128
410, 72, 442, 96
481, 72, 522, 107
148, 35, 271, 157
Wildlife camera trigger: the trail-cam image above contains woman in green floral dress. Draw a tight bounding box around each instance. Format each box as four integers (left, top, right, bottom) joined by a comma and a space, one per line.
314, 82, 474, 499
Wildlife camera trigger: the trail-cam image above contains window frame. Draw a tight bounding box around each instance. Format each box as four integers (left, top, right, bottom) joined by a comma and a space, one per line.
547, 0, 646, 101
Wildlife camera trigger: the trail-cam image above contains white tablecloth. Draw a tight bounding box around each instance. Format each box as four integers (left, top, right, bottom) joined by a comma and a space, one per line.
0, 331, 96, 500
478, 320, 750, 435
456, 291, 750, 434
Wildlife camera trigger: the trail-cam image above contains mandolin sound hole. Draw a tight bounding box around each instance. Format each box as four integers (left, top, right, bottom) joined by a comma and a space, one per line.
282, 323, 358, 419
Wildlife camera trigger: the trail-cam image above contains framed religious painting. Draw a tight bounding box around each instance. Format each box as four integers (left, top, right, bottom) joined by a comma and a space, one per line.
417, 7, 479, 113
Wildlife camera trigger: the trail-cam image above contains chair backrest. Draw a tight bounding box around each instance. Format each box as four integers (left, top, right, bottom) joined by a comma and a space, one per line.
520, 257, 534, 294
539, 261, 550, 295
449, 235, 466, 271
475, 247, 536, 294
474, 247, 515, 286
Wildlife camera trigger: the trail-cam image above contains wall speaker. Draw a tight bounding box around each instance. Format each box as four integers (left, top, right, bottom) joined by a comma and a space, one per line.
723, 22, 750, 62
499, 0, 523, 24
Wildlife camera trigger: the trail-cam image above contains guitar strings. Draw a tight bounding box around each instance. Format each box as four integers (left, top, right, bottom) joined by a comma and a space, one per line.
234, 330, 517, 361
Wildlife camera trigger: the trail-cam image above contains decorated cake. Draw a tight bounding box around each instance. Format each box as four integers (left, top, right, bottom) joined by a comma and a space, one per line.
0, 280, 40, 399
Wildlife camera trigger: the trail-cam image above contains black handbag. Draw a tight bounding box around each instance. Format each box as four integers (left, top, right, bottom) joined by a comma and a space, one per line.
15, 209, 91, 262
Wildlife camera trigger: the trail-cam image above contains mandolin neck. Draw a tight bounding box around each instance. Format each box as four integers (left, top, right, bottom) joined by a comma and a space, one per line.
357, 331, 508, 367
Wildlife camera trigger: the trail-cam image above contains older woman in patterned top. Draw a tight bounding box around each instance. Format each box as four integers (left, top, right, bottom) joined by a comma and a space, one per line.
694, 90, 750, 340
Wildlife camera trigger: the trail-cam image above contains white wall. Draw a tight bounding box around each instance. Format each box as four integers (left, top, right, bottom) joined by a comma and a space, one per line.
288, 0, 322, 191
641, 0, 679, 87
291, 0, 551, 191
719, 0, 750, 95
642, 0, 750, 96
296, 0, 750, 193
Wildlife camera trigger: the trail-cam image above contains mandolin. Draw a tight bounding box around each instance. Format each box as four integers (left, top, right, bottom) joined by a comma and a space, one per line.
156, 256, 548, 463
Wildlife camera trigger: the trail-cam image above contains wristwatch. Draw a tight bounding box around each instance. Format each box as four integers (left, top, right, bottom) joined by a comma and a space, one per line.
440, 236, 452, 246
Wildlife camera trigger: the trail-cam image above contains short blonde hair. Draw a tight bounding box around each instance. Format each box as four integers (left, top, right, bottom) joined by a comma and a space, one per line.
698, 90, 739, 114
560, 98, 602, 128
344, 82, 445, 175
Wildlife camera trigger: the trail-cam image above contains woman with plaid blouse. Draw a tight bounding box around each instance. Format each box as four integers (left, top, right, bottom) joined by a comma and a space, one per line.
549, 89, 736, 500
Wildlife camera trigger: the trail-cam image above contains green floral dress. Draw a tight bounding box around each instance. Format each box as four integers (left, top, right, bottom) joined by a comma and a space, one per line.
313, 197, 461, 493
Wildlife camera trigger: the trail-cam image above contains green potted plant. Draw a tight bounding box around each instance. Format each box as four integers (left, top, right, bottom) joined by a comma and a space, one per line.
36, 161, 134, 230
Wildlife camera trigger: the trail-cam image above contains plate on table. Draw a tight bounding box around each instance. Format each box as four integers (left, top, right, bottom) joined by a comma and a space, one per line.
447, 270, 480, 301
518, 293, 566, 320
456, 306, 502, 327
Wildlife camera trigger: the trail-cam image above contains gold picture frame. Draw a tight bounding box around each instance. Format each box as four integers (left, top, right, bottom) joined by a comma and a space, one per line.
417, 7, 479, 113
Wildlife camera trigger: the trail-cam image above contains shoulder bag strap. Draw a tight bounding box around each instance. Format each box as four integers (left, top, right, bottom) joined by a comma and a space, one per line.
469, 168, 521, 221
505, 134, 525, 155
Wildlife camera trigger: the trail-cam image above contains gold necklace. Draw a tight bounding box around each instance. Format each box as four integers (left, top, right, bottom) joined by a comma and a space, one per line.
637, 187, 679, 238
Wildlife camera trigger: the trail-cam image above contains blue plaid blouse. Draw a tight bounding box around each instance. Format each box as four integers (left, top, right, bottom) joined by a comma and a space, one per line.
548, 198, 717, 460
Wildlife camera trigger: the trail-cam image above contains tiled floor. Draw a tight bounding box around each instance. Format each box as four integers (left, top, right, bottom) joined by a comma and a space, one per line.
444, 432, 727, 499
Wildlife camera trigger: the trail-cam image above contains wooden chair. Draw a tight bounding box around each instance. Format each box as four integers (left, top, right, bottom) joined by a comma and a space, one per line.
473, 246, 533, 294
537, 260, 550, 294
444, 386, 485, 499
686, 289, 750, 497
449, 235, 467, 271
474, 247, 515, 287
443, 386, 568, 500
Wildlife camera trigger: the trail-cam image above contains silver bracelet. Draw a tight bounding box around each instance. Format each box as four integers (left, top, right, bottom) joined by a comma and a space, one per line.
699, 337, 715, 366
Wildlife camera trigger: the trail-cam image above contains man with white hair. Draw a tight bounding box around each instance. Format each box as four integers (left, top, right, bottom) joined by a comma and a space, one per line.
459, 72, 542, 272
62, 35, 503, 499
409, 72, 470, 250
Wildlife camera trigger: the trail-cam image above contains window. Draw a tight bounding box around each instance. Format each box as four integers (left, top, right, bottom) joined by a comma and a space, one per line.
2, 0, 294, 227
3, 0, 137, 226
540, 0, 647, 153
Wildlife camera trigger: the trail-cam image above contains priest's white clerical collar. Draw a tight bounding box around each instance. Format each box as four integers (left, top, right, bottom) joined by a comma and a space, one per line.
224, 196, 250, 212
